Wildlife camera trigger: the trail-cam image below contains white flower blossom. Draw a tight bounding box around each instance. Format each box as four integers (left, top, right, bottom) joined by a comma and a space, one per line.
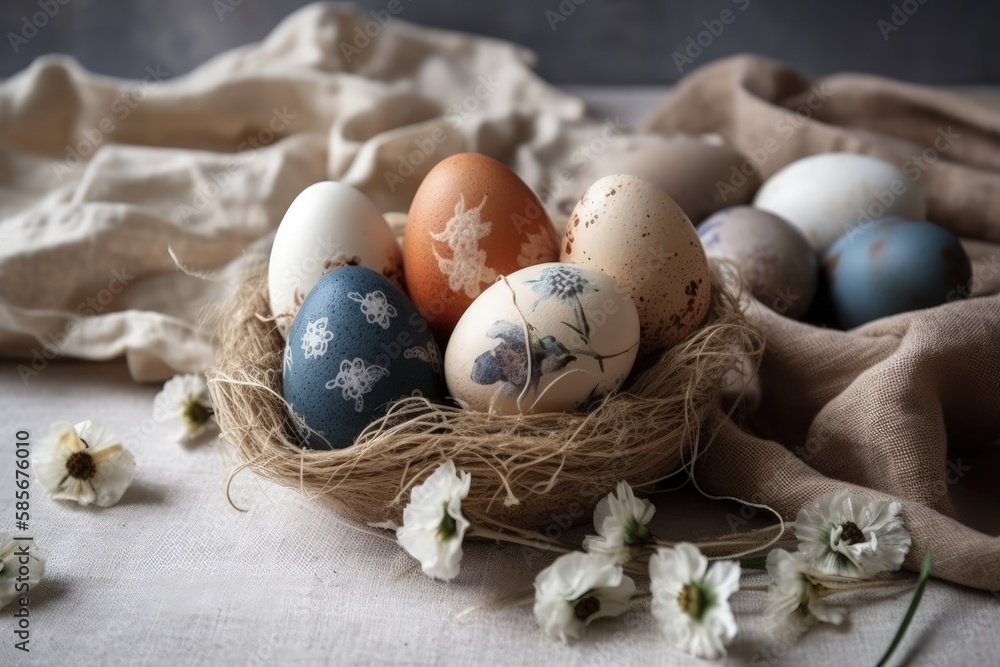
153, 373, 215, 443
766, 548, 847, 625
795, 490, 911, 578
33, 421, 135, 507
0, 534, 44, 610
396, 460, 471, 581
649, 543, 739, 660
583, 481, 655, 563
533, 552, 636, 644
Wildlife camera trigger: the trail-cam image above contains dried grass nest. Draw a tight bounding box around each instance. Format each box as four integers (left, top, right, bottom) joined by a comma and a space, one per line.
207, 260, 763, 529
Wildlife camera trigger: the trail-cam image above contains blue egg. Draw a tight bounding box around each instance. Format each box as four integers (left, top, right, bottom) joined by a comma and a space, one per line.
823, 218, 971, 328
282, 266, 446, 449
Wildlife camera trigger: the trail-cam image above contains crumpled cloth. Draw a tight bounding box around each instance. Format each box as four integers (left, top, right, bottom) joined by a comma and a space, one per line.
644, 55, 1000, 590
0, 2, 608, 380
700, 295, 1000, 590
1, 6, 997, 590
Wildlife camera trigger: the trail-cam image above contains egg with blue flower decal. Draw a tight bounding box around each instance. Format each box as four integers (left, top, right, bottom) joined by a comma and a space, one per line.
444, 262, 640, 415
282, 266, 446, 449
823, 217, 972, 329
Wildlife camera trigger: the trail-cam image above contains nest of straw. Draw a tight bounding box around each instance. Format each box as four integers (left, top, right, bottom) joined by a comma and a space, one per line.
208, 261, 763, 529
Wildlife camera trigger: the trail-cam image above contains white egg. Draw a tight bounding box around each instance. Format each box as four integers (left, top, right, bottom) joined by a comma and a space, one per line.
268, 182, 402, 337
444, 263, 640, 415
753, 153, 926, 253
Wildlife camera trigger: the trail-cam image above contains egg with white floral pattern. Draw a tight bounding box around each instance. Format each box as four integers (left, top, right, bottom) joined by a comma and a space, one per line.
282, 266, 445, 449
444, 262, 640, 415
403, 153, 560, 343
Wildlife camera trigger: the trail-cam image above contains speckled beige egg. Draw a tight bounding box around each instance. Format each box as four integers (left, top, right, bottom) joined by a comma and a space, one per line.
560, 174, 711, 354
698, 206, 817, 319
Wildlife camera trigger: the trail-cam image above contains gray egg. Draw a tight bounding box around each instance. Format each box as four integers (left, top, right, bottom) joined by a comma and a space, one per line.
698, 206, 818, 319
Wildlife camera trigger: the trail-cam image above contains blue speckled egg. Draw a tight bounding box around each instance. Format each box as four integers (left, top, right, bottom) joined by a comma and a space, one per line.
282, 266, 446, 449
823, 218, 971, 328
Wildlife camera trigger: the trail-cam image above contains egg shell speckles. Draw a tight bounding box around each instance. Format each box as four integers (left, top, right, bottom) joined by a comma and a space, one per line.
444, 262, 640, 415
282, 266, 446, 449
403, 153, 559, 343
698, 206, 817, 320
560, 174, 711, 354
823, 217, 972, 329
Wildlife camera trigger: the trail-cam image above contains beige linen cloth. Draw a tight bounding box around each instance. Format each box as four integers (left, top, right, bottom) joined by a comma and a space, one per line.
0, 7, 997, 588
0, 2, 602, 380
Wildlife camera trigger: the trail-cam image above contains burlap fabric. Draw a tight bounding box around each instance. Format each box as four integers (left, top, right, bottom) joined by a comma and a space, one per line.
644, 55, 1000, 590
1, 7, 996, 589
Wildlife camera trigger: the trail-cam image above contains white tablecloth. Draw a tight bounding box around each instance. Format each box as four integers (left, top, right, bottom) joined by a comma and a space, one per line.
2, 89, 999, 667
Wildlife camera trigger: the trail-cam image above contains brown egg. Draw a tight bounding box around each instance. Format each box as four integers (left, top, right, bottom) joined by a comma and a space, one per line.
404, 153, 559, 341
560, 135, 760, 224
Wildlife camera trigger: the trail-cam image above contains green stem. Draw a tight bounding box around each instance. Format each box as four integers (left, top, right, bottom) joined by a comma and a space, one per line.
739, 556, 768, 570
468, 527, 574, 555
875, 550, 933, 667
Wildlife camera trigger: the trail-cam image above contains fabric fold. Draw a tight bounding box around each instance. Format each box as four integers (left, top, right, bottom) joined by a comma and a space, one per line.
643, 54, 1000, 244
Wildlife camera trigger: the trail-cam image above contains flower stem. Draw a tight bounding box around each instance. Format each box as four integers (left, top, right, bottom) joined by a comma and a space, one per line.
470, 514, 581, 551
468, 527, 574, 554
739, 556, 768, 570
815, 578, 913, 593
875, 551, 933, 667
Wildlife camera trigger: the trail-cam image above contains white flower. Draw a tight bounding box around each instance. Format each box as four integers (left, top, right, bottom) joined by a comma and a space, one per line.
0, 534, 44, 610
396, 460, 471, 581
583, 481, 655, 563
649, 543, 739, 660
766, 548, 846, 625
795, 490, 911, 578
33, 421, 135, 507
153, 373, 215, 443
533, 552, 636, 644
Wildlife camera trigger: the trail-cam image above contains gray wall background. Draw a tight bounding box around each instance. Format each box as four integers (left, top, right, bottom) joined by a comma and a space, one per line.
1, 0, 997, 85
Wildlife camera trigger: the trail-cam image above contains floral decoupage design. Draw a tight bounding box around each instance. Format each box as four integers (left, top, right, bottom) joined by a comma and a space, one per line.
430, 194, 498, 298
404, 341, 442, 374
471, 266, 635, 404
301, 317, 335, 359
325, 358, 390, 412
348, 290, 398, 329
